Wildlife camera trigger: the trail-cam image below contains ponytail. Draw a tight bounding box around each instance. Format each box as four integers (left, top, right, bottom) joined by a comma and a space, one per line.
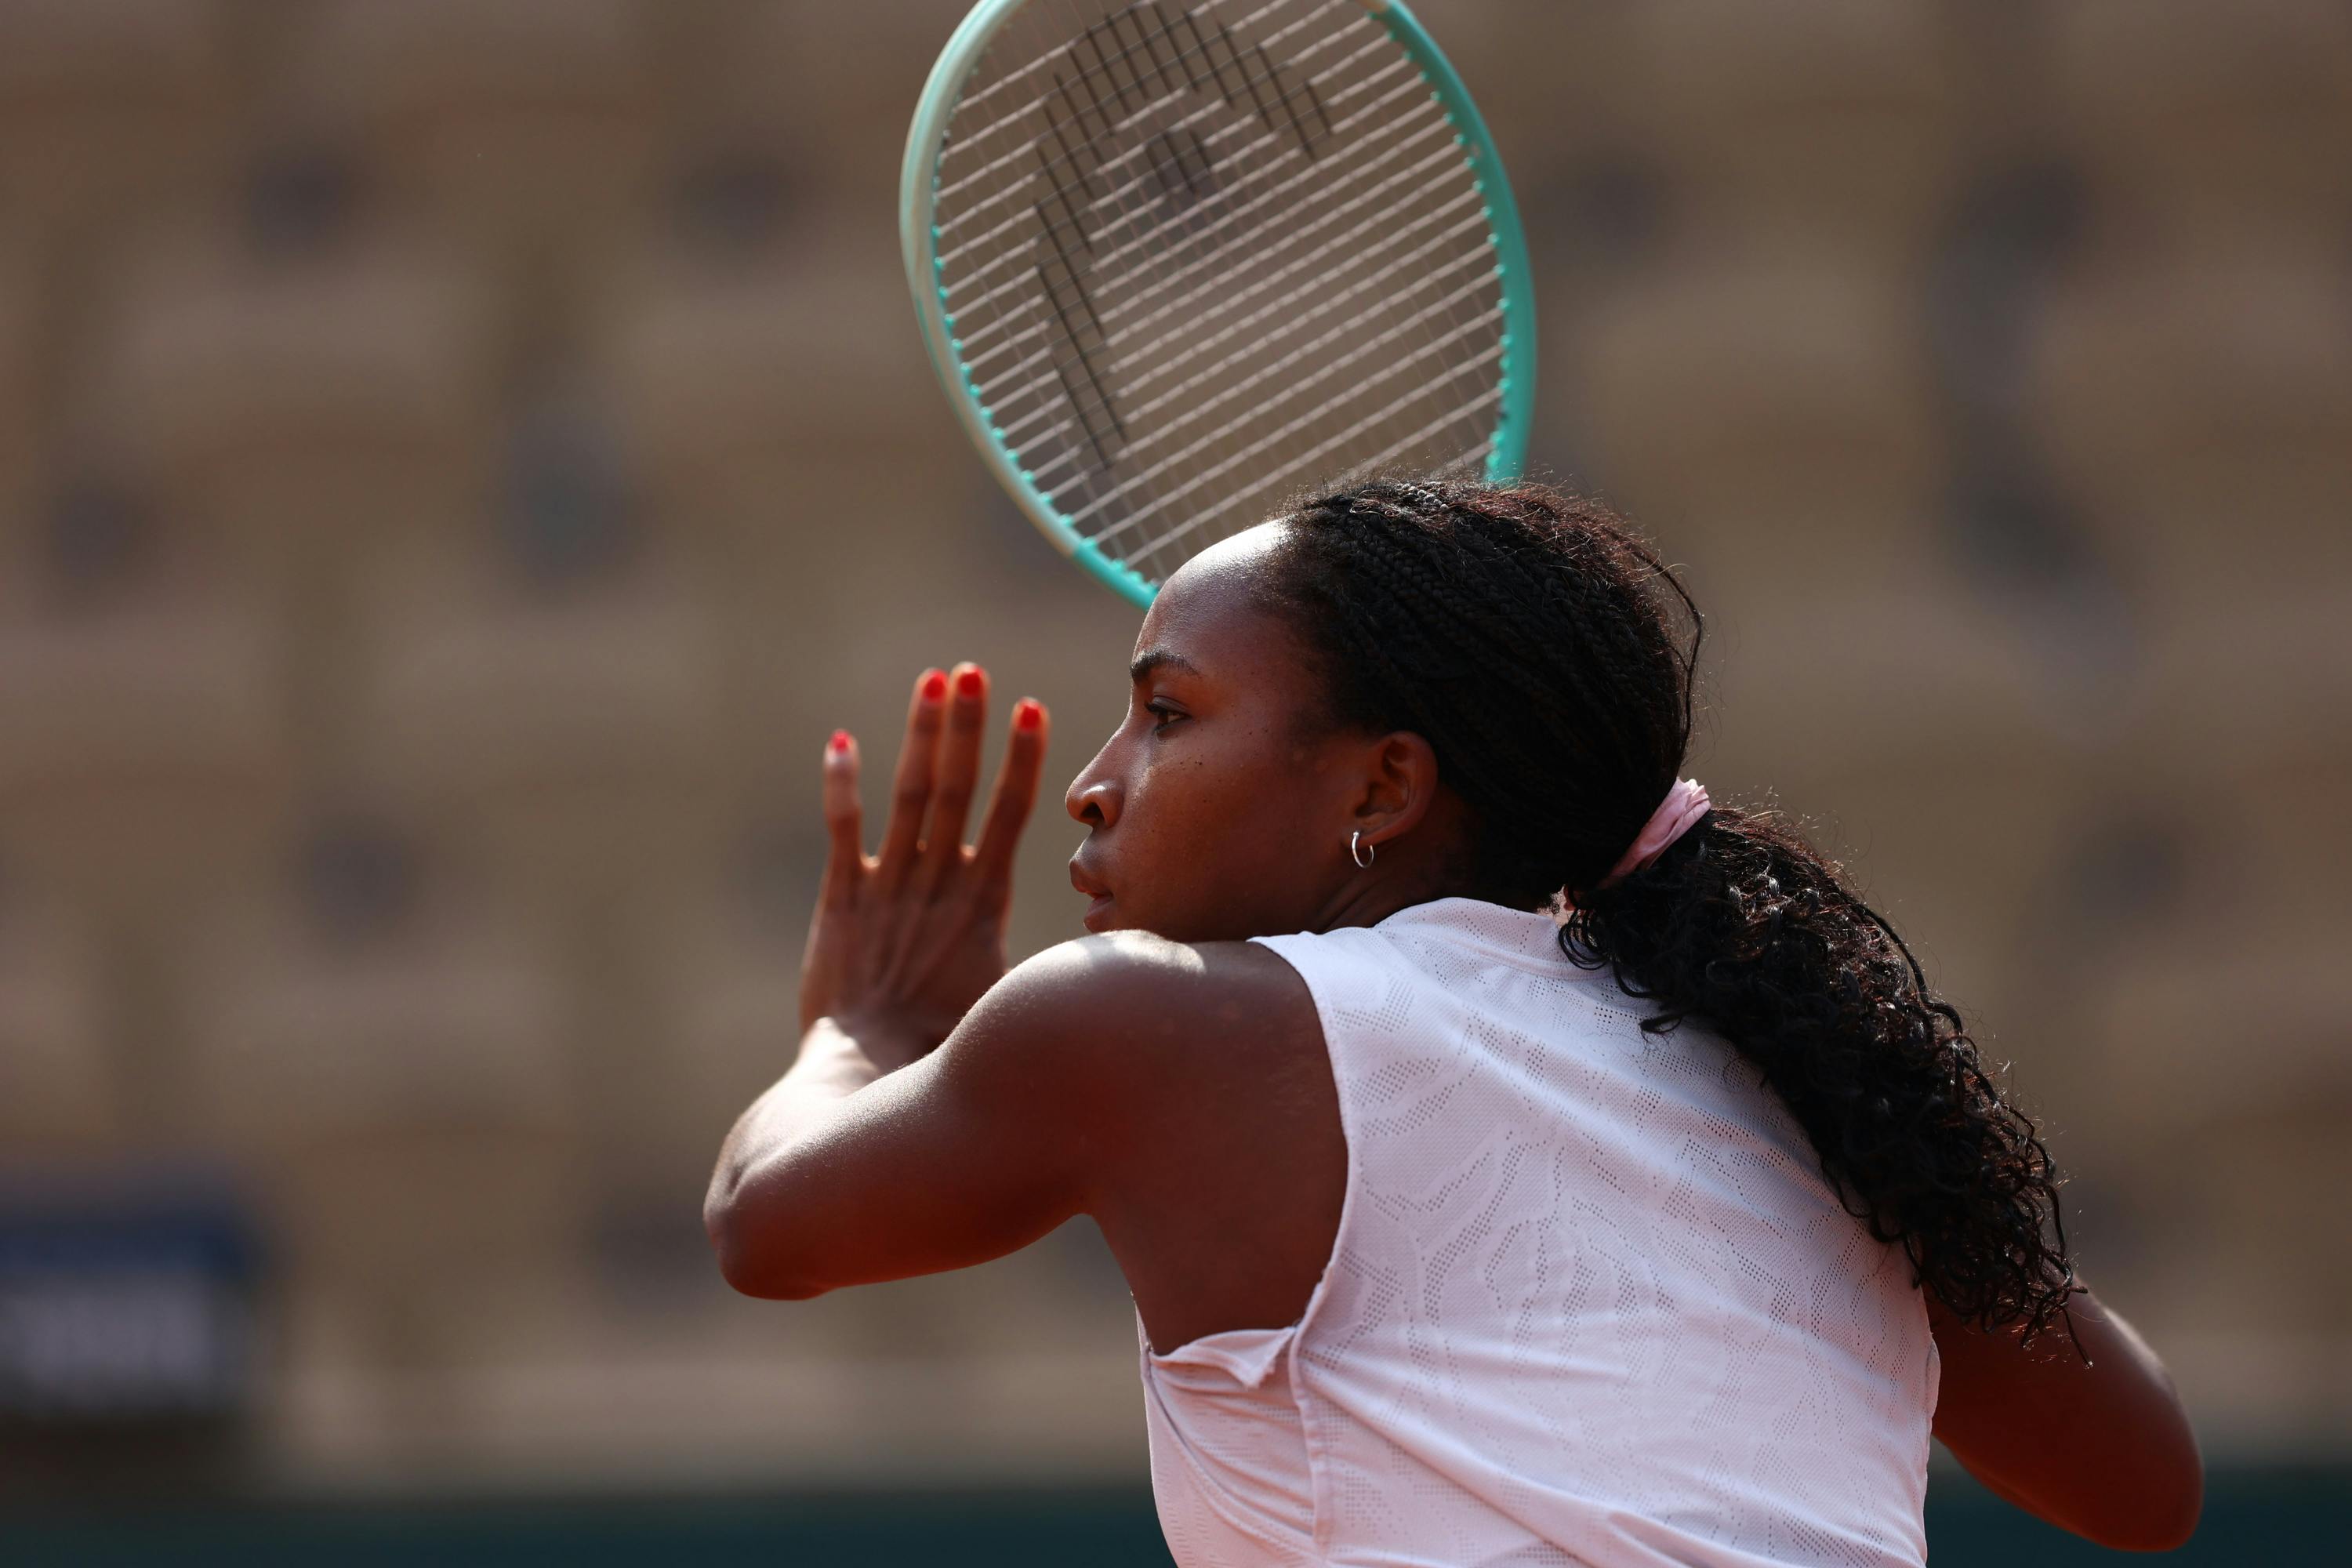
1264, 476, 2076, 1341
1562, 806, 2076, 1341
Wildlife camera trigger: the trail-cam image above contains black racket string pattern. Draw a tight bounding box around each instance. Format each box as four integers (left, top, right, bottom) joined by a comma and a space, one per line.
943, 0, 1353, 459
1019, 0, 1498, 536
943, 0, 1497, 529
1018, 2, 1486, 492
1031, 5, 1331, 470
930, 0, 1508, 587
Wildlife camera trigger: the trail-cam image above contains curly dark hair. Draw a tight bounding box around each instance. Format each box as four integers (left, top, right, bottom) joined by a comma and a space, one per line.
1255, 476, 2076, 1343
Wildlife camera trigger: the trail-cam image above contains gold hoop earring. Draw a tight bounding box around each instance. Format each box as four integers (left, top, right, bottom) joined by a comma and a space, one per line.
1349, 829, 1376, 869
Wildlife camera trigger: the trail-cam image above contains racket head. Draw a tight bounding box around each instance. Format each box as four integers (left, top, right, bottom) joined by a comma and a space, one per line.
902, 0, 1535, 608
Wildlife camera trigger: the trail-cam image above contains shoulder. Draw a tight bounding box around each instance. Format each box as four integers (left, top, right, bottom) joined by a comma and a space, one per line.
938, 933, 1320, 1134
968, 934, 1340, 1258
986, 931, 1313, 1058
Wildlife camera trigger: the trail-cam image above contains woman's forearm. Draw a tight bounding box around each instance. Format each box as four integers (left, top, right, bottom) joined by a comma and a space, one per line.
702, 1017, 924, 1272
1929, 1283, 2202, 1551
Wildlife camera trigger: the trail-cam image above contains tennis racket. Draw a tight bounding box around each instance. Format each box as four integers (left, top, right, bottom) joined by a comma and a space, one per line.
902, 0, 1535, 606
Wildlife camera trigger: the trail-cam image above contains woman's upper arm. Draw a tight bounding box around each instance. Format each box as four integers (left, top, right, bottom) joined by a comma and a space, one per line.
1929, 1284, 2203, 1551
713, 935, 1185, 1299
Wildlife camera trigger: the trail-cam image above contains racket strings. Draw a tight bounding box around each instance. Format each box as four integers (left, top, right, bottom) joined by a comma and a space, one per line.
1047, 252, 1500, 506
1112, 195, 1487, 407
941, 7, 1374, 479
1067, 2, 1332, 159
935, 0, 1324, 230
967, 38, 1471, 462
960, 0, 1379, 487
976, 106, 1464, 456
1025, 194, 1494, 488
939, 5, 1385, 347
937, 0, 1301, 176
927, 0, 1509, 586
1036, 8, 1327, 310
996, 167, 1483, 463
939, 24, 1394, 321
938, 30, 1341, 321
1030, 9, 1486, 503
1094, 346, 1504, 551
954, 55, 1434, 377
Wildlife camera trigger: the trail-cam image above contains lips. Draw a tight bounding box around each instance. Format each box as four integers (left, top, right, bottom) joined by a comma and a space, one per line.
1069, 857, 1116, 931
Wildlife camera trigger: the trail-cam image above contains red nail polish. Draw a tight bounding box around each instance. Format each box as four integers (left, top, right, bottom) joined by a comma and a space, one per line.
920, 670, 948, 702
956, 666, 985, 697
828, 730, 850, 754
1015, 699, 1043, 731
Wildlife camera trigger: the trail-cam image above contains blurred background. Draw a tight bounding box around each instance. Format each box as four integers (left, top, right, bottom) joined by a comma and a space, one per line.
0, 1, 2344, 1562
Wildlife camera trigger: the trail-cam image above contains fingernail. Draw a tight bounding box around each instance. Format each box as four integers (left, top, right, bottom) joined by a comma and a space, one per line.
955, 666, 985, 698
1015, 699, 1043, 731
920, 670, 948, 702
828, 730, 850, 754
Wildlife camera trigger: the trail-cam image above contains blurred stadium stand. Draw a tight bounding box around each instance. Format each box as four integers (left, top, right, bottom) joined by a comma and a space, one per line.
0, 1, 2343, 1557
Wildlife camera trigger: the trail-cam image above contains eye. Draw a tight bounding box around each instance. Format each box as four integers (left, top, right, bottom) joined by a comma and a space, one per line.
1145, 701, 1185, 733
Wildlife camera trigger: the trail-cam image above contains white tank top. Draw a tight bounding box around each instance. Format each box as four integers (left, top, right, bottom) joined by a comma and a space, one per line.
1138, 896, 1938, 1568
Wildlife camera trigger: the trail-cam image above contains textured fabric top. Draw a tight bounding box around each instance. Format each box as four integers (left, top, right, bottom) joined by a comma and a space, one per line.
1138, 896, 1938, 1568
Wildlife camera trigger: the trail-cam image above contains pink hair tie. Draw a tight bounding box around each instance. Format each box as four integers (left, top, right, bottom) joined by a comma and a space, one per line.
1597, 778, 1711, 891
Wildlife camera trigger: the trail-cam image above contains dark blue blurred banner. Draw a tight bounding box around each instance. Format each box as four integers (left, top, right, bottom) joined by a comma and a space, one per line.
0, 1171, 261, 1428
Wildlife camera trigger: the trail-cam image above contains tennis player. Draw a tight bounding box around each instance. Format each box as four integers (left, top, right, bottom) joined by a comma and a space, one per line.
706, 479, 2201, 1565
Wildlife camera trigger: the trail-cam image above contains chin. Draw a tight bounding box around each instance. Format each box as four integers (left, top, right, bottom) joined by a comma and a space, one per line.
1083, 898, 1182, 938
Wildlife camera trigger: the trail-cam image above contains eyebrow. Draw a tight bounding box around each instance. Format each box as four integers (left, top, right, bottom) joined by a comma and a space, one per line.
1129, 648, 1203, 683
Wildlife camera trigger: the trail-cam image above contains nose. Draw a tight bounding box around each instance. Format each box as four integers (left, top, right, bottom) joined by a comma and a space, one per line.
1066, 768, 1120, 829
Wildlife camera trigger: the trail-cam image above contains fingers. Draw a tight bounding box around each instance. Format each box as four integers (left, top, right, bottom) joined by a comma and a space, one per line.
971, 696, 1049, 897
876, 668, 948, 884
918, 663, 988, 887
819, 728, 865, 909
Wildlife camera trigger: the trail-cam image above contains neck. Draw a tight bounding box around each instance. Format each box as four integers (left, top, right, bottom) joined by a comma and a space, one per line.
1310, 840, 1498, 932
1305, 791, 1504, 932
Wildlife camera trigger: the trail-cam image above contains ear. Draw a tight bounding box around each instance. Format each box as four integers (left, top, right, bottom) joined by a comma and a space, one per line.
1348, 730, 1440, 850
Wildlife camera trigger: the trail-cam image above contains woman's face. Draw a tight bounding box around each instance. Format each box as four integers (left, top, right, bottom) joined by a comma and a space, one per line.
1065, 523, 1389, 943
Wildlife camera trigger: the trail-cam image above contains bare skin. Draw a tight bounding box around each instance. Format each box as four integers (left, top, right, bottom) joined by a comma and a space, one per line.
706, 521, 2201, 1552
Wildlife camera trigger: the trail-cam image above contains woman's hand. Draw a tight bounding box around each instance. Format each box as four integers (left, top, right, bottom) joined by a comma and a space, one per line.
797, 662, 1051, 1068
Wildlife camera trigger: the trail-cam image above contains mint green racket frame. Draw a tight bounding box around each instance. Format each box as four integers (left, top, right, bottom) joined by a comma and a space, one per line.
901, 0, 1536, 608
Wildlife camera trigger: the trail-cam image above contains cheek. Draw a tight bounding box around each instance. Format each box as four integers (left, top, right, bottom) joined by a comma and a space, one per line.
1132, 728, 1311, 847
1125, 748, 1221, 829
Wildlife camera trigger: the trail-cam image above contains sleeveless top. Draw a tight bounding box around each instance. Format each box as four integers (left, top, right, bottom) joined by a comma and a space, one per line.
1137, 896, 1938, 1568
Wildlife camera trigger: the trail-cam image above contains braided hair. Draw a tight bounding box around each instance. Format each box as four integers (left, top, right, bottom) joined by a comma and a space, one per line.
1254, 477, 2075, 1341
